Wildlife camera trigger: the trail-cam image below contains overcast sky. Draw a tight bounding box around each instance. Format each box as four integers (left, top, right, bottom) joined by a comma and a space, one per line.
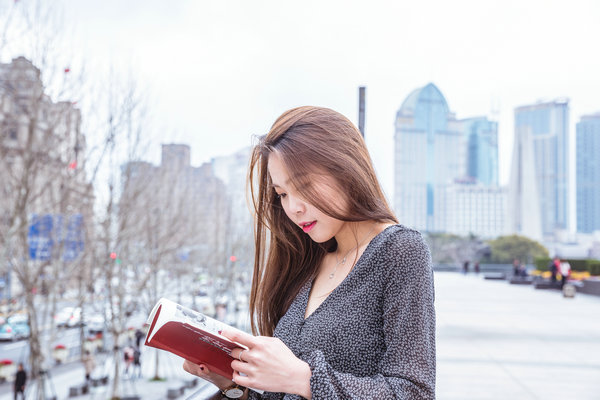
4, 0, 600, 202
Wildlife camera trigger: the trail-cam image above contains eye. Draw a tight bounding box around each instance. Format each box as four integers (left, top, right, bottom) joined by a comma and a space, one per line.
275, 192, 287, 199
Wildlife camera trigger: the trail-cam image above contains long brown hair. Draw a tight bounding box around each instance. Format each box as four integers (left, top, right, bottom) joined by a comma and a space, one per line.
248, 106, 397, 336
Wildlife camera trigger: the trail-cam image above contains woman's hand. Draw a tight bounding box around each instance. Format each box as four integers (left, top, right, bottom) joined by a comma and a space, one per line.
222, 328, 312, 399
182, 360, 236, 392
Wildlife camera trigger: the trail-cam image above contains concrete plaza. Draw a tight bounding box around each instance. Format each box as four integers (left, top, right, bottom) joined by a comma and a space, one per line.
1, 271, 598, 399
436, 271, 600, 399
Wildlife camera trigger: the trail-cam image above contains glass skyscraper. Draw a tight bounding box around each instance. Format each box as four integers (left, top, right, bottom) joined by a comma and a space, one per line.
394, 83, 463, 232
576, 113, 600, 233
514, 99, 569, 237
463, 117, 499, 186
394, 83, 504, 236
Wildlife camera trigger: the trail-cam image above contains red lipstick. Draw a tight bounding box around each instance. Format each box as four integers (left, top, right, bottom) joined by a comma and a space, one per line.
301, 221, 316, 233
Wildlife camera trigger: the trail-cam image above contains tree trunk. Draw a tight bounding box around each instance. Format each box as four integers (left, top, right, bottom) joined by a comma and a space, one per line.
110, 334, 121, 399
25, 286, 47, 400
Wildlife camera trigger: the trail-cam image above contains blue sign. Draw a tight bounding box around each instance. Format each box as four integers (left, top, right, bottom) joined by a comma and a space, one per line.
28, 214, 84, 261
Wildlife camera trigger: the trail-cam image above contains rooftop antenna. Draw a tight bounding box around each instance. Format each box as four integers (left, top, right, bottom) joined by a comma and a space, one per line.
358, 86, 366, 137
490, 96, 500, 122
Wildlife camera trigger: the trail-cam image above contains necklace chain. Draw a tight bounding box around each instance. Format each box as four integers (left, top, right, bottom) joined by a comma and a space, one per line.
329, 225, 376, 279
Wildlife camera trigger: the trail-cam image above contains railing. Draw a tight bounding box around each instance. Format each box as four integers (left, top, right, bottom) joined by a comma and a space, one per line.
167, 379, 221, 400
434, 263, 518, 273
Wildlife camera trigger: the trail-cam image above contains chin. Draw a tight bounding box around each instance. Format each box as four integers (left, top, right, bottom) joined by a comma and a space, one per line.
307, 231, 334, 244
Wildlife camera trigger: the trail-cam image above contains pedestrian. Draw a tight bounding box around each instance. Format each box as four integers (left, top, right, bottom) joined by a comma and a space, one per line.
123, 346, 134, 375
548, 257, 560, 284
513, 259, 521, 277
133, 347, 142, 378
182, 106, 436, 399
474, 261, 480, 274
463, 260, 469, 274
82, 350, 96, 382
135, 329, 144, 348
560, 261, 571, 289
13, 363, 26, 400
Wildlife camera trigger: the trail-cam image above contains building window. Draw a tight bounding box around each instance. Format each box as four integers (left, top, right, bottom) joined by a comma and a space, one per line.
9, 128, 17, 140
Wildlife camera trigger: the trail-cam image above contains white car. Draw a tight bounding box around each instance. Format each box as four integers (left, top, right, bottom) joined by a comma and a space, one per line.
54, 307, 82, 328
84, 313, 105, 334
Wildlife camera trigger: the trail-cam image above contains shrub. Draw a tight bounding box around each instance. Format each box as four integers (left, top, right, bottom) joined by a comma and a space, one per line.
589, 261, 600, 276
536, 258, 600, 274
535, 258, 551, 271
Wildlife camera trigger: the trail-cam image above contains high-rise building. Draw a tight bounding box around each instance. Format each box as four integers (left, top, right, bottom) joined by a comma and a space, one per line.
0, 57, 91, 299
394, 83, 464, 232
513, 99, 570, 237
211, 147, 254, 271
394, 83, 505, 237
508, 120, 543, 241
120, 144, 226, 270
576, 113, 600, 233
463, 117, 499, 186
441, 181, 507, 238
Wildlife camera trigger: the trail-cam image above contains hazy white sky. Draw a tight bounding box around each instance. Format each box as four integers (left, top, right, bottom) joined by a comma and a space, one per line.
5, 0, 600, 199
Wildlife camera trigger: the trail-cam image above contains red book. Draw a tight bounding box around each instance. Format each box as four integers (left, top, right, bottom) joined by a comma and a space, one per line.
144, 298, 243, 379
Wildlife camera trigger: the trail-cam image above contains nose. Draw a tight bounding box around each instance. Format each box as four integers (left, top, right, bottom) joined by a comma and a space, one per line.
288, 194, 306, 214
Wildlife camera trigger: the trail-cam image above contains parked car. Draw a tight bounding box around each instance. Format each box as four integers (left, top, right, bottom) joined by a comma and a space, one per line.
84, 313, 105, 334
0, 318, 15, 341
54, 307, 82, 328
7, 314, 30, 340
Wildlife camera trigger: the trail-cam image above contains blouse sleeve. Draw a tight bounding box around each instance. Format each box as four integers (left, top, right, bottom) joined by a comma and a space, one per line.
304, 230, 436, 399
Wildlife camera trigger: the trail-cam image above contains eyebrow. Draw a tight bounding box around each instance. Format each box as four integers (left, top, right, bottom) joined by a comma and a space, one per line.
270, 180, 288, 189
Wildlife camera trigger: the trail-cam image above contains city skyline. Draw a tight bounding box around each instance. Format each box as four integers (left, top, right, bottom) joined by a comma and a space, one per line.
2, 0, 599, 236
3, 1, 599, 187
394, 83, 506, 238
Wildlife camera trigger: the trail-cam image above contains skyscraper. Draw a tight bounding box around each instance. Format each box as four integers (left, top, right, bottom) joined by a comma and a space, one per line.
576, 113, 600, 233
394, 83, 464, 232
513, 99, 570, 237
463, 117, 499, 186
508, 121, 542, 241
394, 83, 505, 237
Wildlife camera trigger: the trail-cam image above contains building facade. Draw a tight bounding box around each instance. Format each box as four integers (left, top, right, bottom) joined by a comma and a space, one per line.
394, 83, 505, 237
576, 113, 600, 233
0, 57, 90, 300
508, 119, 543, 241
394, 83, 464, 232
211, 147, 254, 273
463, 117, 499, 186
120, 144, 227, 273
441, 181, 507, 238
513, 99, 570, 237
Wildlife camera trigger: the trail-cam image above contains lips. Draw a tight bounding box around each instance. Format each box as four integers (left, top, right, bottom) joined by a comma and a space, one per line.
300, 221, 316, 233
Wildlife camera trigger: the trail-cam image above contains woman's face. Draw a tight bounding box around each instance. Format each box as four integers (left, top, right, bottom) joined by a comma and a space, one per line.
267, 152, 346, 243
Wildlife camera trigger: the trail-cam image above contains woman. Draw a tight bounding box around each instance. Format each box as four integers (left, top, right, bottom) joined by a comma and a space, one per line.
184, 106, 436, 399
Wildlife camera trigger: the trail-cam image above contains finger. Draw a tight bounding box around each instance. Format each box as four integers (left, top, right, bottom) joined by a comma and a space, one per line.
230, 348, 249, 363
221, 328, 259, 348
231, 359, 253, 375
232, 370, 252, 389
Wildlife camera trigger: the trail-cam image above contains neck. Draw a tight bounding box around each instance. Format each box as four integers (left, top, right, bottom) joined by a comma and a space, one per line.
335, 221, 378, 256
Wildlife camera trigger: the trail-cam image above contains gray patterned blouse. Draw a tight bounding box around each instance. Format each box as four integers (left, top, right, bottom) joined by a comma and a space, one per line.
249, 224, 436, 399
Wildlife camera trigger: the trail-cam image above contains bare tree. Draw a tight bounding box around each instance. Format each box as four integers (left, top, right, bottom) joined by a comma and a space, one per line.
83, 73, 155, 398
0, 59, 90, 400
118, 148, 232, 379
0, 2, 98, 399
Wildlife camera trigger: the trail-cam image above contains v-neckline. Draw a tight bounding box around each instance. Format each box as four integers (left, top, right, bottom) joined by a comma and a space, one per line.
302, 225, 394, 321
